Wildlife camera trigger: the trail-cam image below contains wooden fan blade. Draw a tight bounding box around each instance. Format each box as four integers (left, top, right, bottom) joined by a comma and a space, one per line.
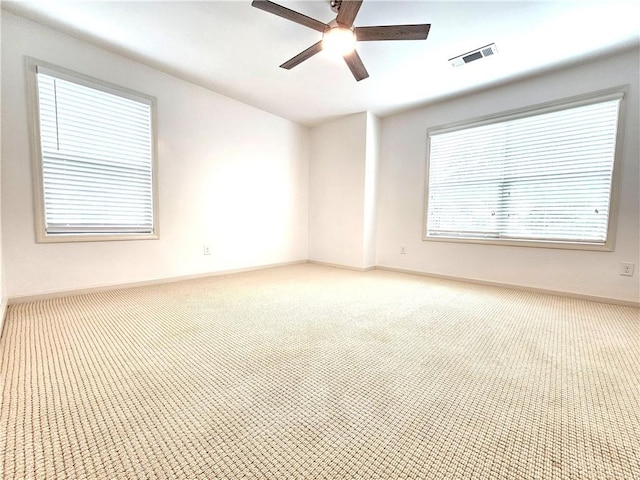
355, 24, 431, 41
343, 49, 369, 81
252, 0, 328, 32
336, 0, 363, 27
280, 41, 324, 70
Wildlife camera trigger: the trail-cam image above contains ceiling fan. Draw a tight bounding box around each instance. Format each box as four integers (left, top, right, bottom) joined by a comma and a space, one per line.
251, 0, 431, 81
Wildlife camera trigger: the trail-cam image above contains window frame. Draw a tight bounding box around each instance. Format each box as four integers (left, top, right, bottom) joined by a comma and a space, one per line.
423, 87, 627, 251
26, 57, 160, 243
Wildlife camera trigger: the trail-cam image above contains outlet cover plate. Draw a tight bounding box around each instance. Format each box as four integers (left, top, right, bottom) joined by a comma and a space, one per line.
620, 262, 635, 276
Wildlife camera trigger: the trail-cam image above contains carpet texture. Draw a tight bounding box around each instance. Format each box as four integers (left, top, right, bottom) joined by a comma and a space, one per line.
1, 264, 638, 479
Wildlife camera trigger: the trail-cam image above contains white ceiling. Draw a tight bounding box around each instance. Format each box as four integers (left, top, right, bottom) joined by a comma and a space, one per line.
3, 1, 639, 126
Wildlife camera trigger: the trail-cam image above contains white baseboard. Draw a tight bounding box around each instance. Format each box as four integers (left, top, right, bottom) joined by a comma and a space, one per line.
307, 260, 376, 272
7, 260, 307, 305
5, 260, 637, 309
0, 299, 7, 341
375, 265, 639, 308
0, 298, 9, 338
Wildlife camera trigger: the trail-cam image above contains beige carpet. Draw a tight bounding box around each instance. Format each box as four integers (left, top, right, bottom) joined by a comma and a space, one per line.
1, 263, 638, 479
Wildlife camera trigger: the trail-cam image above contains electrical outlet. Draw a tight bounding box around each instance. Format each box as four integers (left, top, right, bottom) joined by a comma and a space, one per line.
203, 245, 211, 256
400, 246, 406, 255
620, 262, 634, 276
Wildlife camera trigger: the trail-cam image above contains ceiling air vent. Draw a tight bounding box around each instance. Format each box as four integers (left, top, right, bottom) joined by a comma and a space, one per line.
449, 43, 498, 68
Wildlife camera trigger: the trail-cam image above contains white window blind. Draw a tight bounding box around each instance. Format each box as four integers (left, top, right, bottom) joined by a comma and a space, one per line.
36, 67, 155, 236
426, 94, 622, 246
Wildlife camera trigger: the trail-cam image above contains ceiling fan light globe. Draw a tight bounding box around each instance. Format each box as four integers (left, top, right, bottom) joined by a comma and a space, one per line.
322, 27, 356, 55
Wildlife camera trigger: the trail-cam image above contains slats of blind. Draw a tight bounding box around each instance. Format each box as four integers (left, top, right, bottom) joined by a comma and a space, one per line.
37, 72, 154, 235
426, 98, 620, 244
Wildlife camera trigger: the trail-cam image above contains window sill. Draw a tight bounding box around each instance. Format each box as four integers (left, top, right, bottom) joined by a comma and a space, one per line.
36, 232, 159, 243
423, 235, 613, 252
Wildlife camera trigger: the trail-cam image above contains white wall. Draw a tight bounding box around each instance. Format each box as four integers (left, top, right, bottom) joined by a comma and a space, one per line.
0, 27, 4, 330
1, 12, 309, 298
377, 48, 640, 303
308, 113, 367, 268
308, 112, 380, 269
363, 113, 381, 268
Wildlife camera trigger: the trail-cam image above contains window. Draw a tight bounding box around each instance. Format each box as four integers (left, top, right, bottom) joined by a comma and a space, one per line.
28, 59, 158, 242
425, 89, 624, 250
